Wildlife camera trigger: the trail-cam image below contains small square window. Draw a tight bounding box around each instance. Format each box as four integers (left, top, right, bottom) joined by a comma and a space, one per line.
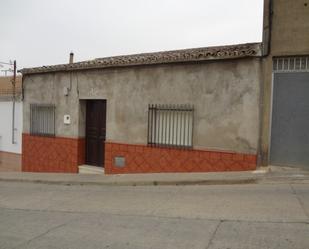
30, 104, 55, 136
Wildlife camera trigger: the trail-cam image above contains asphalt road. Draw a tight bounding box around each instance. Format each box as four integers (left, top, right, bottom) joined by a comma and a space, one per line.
0, 181, 308, 249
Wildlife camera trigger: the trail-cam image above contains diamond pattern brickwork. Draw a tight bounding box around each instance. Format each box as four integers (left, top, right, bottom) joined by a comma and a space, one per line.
22, 134, 85, 173
105, 142, 257, 174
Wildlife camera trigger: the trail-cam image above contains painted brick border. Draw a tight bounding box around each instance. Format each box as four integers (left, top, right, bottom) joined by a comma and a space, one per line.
22, 134, 85, 173
105, 142, 257, 174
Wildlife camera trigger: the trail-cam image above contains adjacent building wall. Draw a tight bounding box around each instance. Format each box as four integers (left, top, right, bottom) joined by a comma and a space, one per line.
260, 0, 309, 165
0, 101, 22, 172
0, 101, 22, 154
271, 0, 309, 56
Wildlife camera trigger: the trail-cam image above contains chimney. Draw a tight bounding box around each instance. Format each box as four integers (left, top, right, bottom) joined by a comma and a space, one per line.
69, 52, 74, 64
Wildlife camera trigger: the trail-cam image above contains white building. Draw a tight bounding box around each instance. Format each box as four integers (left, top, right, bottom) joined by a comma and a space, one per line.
0, 76, 22, 171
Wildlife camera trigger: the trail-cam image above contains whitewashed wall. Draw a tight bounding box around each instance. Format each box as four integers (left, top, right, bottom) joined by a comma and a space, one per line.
0, 101, 22, 154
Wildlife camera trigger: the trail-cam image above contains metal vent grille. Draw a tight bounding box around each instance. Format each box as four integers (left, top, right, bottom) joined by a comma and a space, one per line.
273, 56, 309, 73
30, 104, 55, 137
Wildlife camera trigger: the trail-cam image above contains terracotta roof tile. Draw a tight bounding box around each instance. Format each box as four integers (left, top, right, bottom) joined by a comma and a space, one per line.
20, 43, 262, 75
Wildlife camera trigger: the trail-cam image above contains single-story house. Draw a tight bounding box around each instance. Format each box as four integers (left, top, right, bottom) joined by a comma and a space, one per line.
20, 0, 309, 174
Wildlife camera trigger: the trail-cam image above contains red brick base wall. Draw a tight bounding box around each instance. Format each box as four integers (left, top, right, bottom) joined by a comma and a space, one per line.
105, 142, 257, 174
22, 134, 85, 173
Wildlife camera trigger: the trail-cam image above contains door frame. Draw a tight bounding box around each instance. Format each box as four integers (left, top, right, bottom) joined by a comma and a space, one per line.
268, 72, 274, 164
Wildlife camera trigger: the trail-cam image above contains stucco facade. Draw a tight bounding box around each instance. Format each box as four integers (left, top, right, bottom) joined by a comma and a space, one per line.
23, 58, 261, 154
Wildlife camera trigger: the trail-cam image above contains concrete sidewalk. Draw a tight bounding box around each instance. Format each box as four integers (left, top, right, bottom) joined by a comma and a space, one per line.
0, 166, 308, 186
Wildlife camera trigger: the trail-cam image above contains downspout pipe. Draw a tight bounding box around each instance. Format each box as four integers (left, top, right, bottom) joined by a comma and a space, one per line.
257, 0, 273, 166
12, 60, 16, 144
262, 0, 273, 58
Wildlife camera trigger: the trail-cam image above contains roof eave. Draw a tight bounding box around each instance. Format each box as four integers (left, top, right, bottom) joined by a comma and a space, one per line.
20, 42, 262, 75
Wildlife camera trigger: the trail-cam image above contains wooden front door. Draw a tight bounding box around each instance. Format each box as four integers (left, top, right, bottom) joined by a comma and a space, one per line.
86, 100, 106, 167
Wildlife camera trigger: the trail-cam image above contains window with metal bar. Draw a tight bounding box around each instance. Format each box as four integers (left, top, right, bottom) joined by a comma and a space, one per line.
148, 104, 194, 148
30, 104, 55, 136
273, 56, 309, 72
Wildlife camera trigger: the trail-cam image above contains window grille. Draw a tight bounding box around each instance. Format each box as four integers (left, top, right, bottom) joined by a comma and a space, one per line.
30, 104, 55, 136
148, 104, 194, 148
273, 56, 309, 73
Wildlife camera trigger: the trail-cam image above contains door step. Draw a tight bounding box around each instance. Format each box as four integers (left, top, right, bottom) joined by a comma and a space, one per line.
78, 165, 104, 174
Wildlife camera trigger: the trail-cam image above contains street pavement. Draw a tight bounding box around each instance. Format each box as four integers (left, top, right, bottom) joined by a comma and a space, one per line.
0, 181, 308, 249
